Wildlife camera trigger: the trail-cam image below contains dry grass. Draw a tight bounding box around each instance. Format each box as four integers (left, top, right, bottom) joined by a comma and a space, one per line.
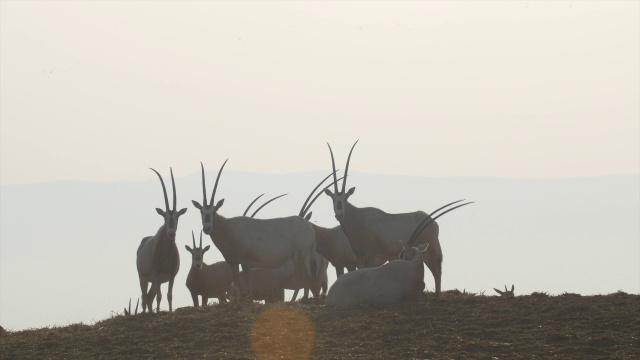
1, 291, 638, 359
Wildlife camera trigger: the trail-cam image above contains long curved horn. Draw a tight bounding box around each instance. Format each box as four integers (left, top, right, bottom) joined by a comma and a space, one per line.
199, 231, 203, 249
406, 199, 466, 244
210, 159, 228, 207
170, 168, 177, 211
342, 140, 359, 194
302, 176, 345, 217
244, 193, 265, 217
150, 168, 169, 211
407, 201, 474, 246
251, 193, 288, 218
191, 230, 196, 248
299, 171, 338, 217
200, 162, 208, 205
326, 142, 339, 194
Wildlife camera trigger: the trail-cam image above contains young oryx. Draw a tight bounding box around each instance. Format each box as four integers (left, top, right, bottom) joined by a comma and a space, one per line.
185, 231, 234, 306
494, 284, 515, 298
192, 161, 317, 297
298, 172, 385, 278
326, 200, 472, 306
229, 258, 296, 304
324, 140, 456, 296
136, 168, 187, 313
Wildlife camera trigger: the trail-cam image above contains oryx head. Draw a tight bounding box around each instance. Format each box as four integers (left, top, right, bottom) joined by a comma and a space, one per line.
494, 284, 515, 298
185, 230, 210, 269
299, 171, 342, 221
150, 167, 187, 241
324, 140, 358, 222
192, 160, 227, 235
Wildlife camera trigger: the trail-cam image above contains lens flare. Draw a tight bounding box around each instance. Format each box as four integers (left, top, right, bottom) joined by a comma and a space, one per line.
251, 304, 316, 359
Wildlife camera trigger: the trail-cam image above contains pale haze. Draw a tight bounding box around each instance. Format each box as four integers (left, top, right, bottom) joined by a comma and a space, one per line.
0, 1, 638, 331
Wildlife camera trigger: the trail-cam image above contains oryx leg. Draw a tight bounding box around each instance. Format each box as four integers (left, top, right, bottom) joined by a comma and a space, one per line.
154, 282, 163, 313
191, 292, 199, 307
290, 289, 299, 302
146, 284, 157, 313
139, 278, 149, 313
202, 297, 209, 306
422, 242, 443, 296
167, 278, 174, 313
218, 295, 227, 304
335, 266, 345, 278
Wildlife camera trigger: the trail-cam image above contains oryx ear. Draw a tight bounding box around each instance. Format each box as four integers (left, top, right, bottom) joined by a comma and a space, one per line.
215, 199, 225, 209
324, 188, 334, 197
185, 245, 193, 253
192, 200, 202, 210
203, 245, 210, 252
304, 212, 312, 221
346, 187, 356, 197
417, 243, 429, 253
177, 208, 187, 216
156, 208, 165, 216
494, 288, 504, 295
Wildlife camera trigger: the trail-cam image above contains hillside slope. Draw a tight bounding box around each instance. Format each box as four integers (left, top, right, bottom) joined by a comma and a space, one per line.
1, 291, 638, 359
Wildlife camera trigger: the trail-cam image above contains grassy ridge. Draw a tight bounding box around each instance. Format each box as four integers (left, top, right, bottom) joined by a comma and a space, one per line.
1, 291, 638, 359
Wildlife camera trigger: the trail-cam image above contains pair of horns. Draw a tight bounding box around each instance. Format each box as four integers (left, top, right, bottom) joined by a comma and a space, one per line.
406, 200, 474, 247
299, 170, 344, 218
150, 168, 177, 212
327, 140, 359, 195
244, 193, 288, 218
191, 230, 203, 249
201, 160, 228, 207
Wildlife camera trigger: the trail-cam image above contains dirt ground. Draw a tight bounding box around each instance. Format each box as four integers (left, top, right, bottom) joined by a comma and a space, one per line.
1, 291, 638, 359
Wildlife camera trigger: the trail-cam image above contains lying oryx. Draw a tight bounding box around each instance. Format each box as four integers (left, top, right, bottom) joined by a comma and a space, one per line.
136, 168, 187, 313
325, 141, 457, 295
185, 231, 234, 306
193, 161, 317, 298
325, 200, 472, 306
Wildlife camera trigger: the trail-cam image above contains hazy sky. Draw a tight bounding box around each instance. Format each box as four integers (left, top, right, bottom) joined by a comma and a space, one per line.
1, 1, 639, 184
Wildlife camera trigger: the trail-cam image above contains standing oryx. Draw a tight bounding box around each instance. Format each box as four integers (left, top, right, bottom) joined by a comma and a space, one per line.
326, 200, 472, 306
298, 172, 384, 278
324, 140, 455, 295
192, 161, 317, 297
136, 168, 187, 313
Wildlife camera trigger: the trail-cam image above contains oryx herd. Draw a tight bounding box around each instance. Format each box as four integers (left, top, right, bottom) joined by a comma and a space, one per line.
135, 141, 474, 313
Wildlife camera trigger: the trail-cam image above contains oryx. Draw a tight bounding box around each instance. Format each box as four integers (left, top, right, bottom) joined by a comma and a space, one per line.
298, 172, 385, 278
136, 168, 187, 313
324, 140, 458, 295
192, 161, 317, 297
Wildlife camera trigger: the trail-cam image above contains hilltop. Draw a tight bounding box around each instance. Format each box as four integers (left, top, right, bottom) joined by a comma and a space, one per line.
1, 291, 638, 359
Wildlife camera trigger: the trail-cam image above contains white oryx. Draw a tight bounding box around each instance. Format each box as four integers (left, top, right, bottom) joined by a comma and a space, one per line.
229, 258, 296, 304
136, 168, 187, 313
298, 172, 385, 278
185, 231, 234, 306
324, 140, 456, 295
325, 200, 472, 306
192, 161, 317, 297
